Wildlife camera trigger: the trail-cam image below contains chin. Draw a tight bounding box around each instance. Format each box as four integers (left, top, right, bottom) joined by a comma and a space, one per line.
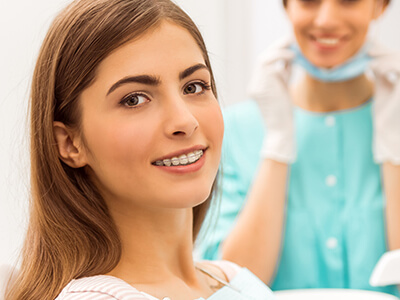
308, 56, 348, 69
188, 188, 214, 207
307, 48, 360, 69
164, 184, 214, 209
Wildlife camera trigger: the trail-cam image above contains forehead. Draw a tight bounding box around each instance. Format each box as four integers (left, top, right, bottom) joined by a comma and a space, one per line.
95, 21, 205, 81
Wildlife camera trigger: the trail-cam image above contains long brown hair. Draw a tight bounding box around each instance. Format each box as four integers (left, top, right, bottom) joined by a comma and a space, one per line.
6, 1, 218, 299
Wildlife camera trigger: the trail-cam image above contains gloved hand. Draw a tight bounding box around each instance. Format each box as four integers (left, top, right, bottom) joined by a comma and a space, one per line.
368, 43, 400, 165
248, 38, 296, 163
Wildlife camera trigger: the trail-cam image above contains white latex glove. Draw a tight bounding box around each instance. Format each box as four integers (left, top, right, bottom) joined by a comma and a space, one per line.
248, 38, 296, 163
368, 43, 400, 165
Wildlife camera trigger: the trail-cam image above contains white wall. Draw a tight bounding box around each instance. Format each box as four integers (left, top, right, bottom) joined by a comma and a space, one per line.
1, 0, 400, 267
175, 0, 252, 108
0, 0, 71, 267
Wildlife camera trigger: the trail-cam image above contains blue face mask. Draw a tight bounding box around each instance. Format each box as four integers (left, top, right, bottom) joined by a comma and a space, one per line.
291, 43, 372, 82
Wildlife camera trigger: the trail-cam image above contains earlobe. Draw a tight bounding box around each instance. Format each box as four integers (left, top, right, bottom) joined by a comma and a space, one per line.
373, 0, 387, 19
53, 121, 88, 168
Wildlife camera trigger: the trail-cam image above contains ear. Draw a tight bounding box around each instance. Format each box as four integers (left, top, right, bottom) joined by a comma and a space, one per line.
373, 0, 388, 19
53, 121, 88, 168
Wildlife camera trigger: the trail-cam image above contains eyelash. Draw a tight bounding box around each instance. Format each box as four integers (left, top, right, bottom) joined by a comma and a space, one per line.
119, 81, 212, 109
119, 92, 149, 109
183, 81, 212, 95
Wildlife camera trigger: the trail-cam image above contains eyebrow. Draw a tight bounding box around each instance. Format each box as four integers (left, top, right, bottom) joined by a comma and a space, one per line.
106, 63, 209, 96
107, 75, 161, 95
179, 63, 209, 81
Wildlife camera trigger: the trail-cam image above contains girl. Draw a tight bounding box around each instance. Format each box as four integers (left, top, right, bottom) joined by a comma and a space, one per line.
5, 0, 276, 299
199, 0, 400, 296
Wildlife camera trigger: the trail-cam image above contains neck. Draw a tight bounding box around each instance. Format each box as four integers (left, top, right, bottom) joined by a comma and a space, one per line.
292, 73, 374, 112
107, 205, 199, 285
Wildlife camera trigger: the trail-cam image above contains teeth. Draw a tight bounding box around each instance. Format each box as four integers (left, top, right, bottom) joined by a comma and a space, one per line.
153, 150, 204, 167
187, 152, 196, 163
317, 38, 339, 46
155, 160, 163, 166
171, 157, 180, 166
163, 159, 172, 166
179, 154, 188, 165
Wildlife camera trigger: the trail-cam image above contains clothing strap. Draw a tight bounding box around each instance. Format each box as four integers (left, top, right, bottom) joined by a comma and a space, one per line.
195, 265, 241, 293
205, 260, 241, 281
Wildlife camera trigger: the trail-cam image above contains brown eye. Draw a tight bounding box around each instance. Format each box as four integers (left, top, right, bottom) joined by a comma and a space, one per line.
184, 83, 204, 94
120, 93, 148, 108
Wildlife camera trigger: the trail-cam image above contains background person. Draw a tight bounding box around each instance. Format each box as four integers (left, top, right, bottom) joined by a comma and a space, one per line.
198, 0, 400, 296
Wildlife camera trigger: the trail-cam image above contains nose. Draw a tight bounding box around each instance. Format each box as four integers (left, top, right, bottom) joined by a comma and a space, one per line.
314, 1, 341, 29
162, 95, 199, 138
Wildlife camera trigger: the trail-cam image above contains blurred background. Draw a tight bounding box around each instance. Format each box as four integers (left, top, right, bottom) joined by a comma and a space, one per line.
1, 0, 400, 267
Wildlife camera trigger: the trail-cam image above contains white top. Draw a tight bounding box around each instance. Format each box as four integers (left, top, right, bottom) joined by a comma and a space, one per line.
55, 260, 241, 300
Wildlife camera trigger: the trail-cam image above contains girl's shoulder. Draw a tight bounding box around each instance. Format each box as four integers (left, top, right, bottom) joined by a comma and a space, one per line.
56, 275, 149, 300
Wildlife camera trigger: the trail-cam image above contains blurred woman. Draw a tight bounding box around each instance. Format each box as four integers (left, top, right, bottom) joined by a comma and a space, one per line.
199, 0, 400, 296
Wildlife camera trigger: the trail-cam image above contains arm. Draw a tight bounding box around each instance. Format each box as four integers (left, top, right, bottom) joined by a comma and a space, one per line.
219, 41, 295, 284
221, 159, 288, 284
383, 162, 400, 250
369, 49, 400, 250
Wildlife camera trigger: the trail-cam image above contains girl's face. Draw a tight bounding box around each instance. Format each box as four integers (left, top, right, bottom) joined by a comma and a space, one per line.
286, 0, 384, 68
78, 22, 224, 211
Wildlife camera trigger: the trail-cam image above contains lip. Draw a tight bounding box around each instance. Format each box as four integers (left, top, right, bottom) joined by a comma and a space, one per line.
310, 34, 347, 51
152, 145, 207, 163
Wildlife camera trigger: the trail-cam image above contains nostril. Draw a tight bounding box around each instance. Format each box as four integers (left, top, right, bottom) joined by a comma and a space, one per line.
173, 131, 186, 136
168, 119, 198, 137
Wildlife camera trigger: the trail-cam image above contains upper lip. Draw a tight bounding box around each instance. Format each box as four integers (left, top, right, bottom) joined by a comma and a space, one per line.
311, 34, 345, 40
152, 145, 207, 162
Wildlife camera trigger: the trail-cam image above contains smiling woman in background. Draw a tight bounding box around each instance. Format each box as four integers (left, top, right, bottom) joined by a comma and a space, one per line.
4, 0, 277, 299
198, 0, 400, 296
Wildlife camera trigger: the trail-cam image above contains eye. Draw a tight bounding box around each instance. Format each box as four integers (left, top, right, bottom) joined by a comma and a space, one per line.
120, 93, 149, 108
183, 82, 211, 95
184, 83, 203, 94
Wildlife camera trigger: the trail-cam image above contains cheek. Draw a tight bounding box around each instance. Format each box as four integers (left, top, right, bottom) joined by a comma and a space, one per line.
354, 18, 371, 38
201, 102, 224, 154
287, 7, 311, 34
291, 20, 312, 48
83, 115, 154, 172
82, 115, 157, 202
347, 17, 371, 54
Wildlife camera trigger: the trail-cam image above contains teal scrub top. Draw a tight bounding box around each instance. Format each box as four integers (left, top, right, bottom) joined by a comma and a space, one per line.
197, 99, 399, 296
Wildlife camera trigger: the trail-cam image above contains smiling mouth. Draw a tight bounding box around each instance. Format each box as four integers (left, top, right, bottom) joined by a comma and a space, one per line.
316, 37, 339, 46
152, 150, 204, 167
311, 35, 342, 47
